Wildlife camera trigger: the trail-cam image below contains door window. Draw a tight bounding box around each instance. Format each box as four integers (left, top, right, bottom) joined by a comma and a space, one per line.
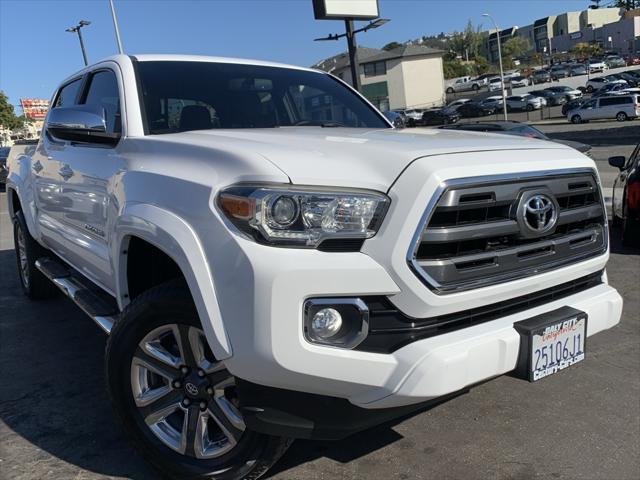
54, 79, 82, 108
81, 70, 121, 134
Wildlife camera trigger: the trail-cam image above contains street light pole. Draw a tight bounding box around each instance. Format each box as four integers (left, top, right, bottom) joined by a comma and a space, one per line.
345, 20, 360, 91
66, 20, 91, 66
108, 0, 124, 54
483, 13, 508, 121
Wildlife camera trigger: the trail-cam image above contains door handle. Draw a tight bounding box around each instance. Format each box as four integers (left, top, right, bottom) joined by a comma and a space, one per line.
32, 160, 43, 174
58, 164, 74, 180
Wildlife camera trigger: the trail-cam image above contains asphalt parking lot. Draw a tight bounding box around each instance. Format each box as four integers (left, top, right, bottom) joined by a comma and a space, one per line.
0, 125, 638, 480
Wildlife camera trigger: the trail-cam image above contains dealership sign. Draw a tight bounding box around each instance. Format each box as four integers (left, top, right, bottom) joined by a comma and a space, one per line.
20, 98, 49, 120
313, 0, 379, 20
570, 31, 583, 40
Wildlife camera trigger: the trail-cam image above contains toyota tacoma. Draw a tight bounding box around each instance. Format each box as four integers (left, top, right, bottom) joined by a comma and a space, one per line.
6, 54, 623, 480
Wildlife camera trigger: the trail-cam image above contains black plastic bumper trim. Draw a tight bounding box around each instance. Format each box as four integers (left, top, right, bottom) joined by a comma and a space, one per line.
236, 379, 466, 440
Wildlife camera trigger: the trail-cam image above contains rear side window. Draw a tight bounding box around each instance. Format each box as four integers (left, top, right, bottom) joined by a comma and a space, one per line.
81, 70, 121, 134
600, 97, 632, 107
54, 79, 82, 108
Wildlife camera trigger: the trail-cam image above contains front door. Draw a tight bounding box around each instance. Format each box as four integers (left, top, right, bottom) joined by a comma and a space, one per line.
58, 68, 125, 294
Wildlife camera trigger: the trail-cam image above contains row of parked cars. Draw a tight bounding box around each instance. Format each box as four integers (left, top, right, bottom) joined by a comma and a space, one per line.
566, 69, 640, 123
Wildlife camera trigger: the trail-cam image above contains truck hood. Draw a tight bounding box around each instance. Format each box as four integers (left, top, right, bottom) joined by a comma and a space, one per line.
171, 127, 570, 192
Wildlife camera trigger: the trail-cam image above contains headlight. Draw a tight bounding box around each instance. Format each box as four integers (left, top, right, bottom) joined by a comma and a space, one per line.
217, 185, 389, 247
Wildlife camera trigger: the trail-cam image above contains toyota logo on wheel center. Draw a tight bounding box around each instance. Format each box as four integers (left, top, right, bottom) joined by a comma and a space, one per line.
185, 382, 199, 396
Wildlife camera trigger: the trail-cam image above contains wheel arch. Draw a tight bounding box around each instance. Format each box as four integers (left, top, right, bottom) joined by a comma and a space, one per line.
114, 202, 232, 360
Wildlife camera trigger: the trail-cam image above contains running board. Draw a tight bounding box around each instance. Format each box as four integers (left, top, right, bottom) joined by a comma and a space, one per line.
35, 257, 119, 334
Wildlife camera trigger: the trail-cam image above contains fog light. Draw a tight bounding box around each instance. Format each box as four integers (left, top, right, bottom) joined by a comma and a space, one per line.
303, 298, 369, 349
311, 308, 343, 338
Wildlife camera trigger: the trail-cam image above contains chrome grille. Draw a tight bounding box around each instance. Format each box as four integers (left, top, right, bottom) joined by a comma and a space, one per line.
408, 170, 607, 294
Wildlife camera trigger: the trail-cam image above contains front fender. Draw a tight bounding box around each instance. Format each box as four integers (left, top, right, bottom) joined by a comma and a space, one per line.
114, 203, 232, 360
6, 149, 39, 239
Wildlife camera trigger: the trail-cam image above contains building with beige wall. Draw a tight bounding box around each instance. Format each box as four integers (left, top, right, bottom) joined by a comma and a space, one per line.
312, 45, 445, 111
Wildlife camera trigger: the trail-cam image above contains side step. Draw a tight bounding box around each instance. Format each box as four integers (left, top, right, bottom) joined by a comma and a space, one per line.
35, 257, 119, 334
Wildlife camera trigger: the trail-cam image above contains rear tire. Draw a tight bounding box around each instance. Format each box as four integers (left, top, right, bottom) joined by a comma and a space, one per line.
586, 85, 594, 93
12, 211, 58, 300
616, 112, 628, 122
471, 84, 480, 91
446, 87, 454, 94
106, 280, 292, 480
571, 115, 582, 124
526, 104, 534, 112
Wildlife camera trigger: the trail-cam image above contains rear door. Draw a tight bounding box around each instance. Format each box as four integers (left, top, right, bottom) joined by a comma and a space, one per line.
35, 77, 85, 258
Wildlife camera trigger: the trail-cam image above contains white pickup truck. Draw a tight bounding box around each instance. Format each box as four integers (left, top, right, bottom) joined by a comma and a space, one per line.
6, 54, 622, 480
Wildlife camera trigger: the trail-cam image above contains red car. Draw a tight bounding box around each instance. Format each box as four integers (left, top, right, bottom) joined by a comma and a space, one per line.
610, 143, 640, 246
625, 55, 640, 66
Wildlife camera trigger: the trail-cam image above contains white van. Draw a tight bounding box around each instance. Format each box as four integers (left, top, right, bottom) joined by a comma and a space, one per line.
567, 94, 640, 123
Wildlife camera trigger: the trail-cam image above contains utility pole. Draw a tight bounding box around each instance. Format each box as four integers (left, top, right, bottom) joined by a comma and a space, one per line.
345, 20, 360, 91
483, 13, 508, 121
66, 20, 91, 66
109, 0, 124, 54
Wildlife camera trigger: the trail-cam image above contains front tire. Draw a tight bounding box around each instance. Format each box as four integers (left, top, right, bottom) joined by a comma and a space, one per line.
12, 211, 58, 300
106, 280, 291, 480
571, 114, 582, 124
446, 87, 454, 94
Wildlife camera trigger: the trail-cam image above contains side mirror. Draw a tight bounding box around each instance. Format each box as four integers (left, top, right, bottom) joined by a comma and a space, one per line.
608, 156, 625, 169
47, 105, 119, 146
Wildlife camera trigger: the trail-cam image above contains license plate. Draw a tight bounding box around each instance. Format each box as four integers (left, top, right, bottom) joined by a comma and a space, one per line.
514, 307, 587, 382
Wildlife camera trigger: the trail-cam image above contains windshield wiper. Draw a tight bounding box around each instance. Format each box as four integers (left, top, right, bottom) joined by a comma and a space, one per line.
320, 122, 345, 127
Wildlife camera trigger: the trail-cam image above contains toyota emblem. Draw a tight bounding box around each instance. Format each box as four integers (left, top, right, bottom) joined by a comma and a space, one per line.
517, 192, 558, 238
185, 382, 199, 396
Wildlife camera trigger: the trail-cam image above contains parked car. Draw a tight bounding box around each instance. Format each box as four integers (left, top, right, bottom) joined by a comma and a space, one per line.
592, 82, 631, 97
383, 110, 405, 128
562, 98, 587, 116
569, 64, 588, 76
529, 89, 567, 106
0, 146, 10, 186
586, 76, 626, 93
625, 55, 640, 66
588, 59, 608, 73
456, 101, 496, 117
532, 69, 551, 83
545, 85, 583, 101
506, 94, 542, 111
610, 143, 640, 245
5, 53, 623, 480
488, 77, 504, 92
474, 72, 500, 85
404, 108, 424, 124
550, 65, 570, 80
439, 121, 592, 154
445, 77, 484, 93
604, 55, 626, 69
608, 72, 639, 87
447, 98, 473, 110
419, 107, 460, 125
510, 75, 530, 88
567, 94, 640, 123
479, 95, 504, 110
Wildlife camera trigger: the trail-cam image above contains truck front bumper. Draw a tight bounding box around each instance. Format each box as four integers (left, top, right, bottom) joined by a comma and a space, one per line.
218, 242, 622, 413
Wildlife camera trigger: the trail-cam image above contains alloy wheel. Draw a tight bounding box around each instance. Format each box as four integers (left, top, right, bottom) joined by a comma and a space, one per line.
130, 324, 245, 459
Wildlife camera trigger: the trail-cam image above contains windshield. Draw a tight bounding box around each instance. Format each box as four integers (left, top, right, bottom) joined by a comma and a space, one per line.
136, 61, 388, 134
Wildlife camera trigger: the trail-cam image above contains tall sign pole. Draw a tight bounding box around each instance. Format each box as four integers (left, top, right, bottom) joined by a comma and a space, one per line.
109, 0, 124, 54
345, 20, 360, 91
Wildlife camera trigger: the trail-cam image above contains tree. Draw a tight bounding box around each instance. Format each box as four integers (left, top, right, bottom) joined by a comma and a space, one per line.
382, 41, 403, 51
614, 0, 639, 10
501, 36, 530, 69
0, 91, 22, 130
571, 42, 602, 59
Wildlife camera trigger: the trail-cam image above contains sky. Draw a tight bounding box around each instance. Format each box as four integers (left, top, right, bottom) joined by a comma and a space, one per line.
1, 0, 595, 111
